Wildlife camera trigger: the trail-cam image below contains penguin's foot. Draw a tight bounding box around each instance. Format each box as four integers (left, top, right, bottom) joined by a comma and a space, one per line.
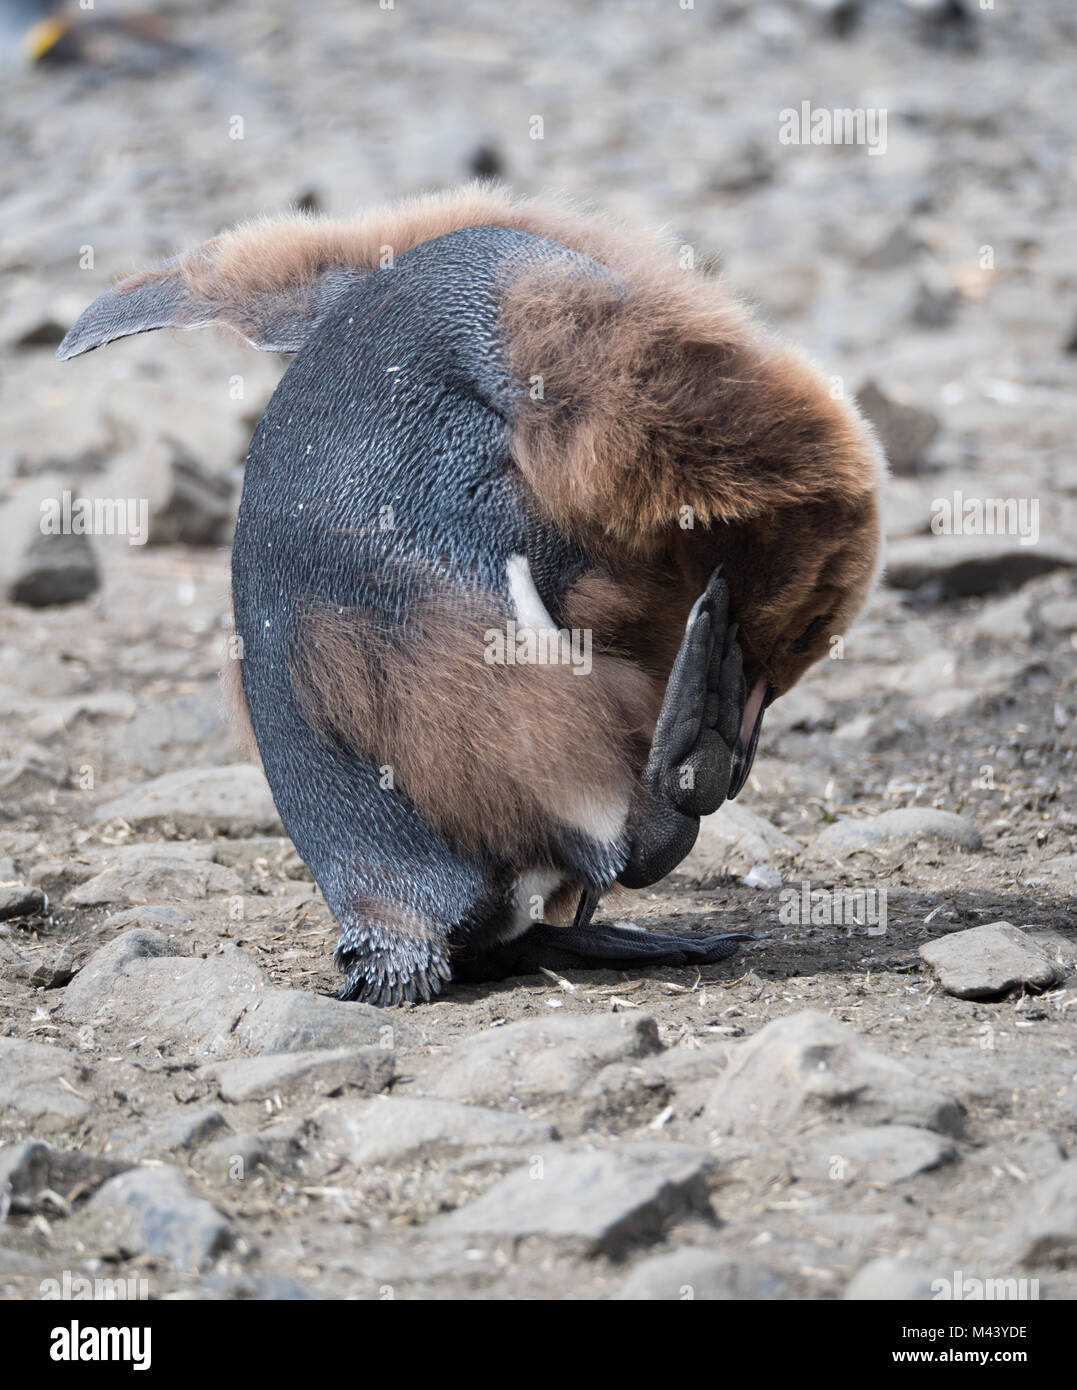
619, 566, 750, 890
334, 909, 454, 1006
337, 952, 452, 1006
452, 918, 749, 985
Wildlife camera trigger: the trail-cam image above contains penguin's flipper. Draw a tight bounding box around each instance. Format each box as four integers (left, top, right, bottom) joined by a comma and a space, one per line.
56, 249, 364, 360
57, 188, 616, 364
453, 919, 749, 984
619, 566, 753, 889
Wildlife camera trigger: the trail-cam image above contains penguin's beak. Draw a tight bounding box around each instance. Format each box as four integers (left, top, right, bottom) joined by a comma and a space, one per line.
728, 676, 771, 799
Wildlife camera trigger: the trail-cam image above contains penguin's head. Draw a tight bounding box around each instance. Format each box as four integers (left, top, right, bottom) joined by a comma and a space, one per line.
710, 480, 882, 799
719, 474, 883, 704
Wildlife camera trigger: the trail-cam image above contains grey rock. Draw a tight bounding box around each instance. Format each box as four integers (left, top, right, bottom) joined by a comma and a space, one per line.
29, 843, 216, 895
87, 1166, 232, 1271
64, 853, 242, 908
119, 1107, 231, 1160
912, 687, 982, 723
884, 645, 959, 699
761, 685, 829, 736
844, 1257, 937, 1300
616, 1247, 790, 1300
0, 1140, 130, 1212
0, 1248, 55, 1284
0, 883, 45, 920
1040, 598, 1077, 634
0, 744, 69, 798
1021, 858, 1077, 895
595, 1045, 739, 1134
855, 379, 939, 475
97, 765, 283, 836
885, 534, 1076, 598
430, 1012, 663, 1108
212, 837, 306, 875
233, 988, 401, 1055
60, 930, 270, 1056
205, 1048, 394, 1103
809, 1124, 955, 1183
905, 0, 981, 51
315, 1096, 556, 1168
643, 1041, 739, 1088
911, 274, 960, 328
1000, 1161, 1077, 1268
25, 946, 79, 989
433, 1145, 714, 1257
705, 139, 773, 195
24, 691, 136, 740
577, 1061, 673, 1130
119, 689, 231, 773
920, 922, 1065, 999
199, 1272, 314, 1300
0, 475, 95, 606
702, 1010, 963, 1138
0, 1037, 92, 1131
13, 316, 66, 349
967, 590, 1034, 644
63, 925, 178, 987
8, 531, 99, 608
816, 808, 982, 857
144, 436, 235, 547
198, 1118, 313, 1183
103, 905, 192, 932
858, 225, 923, 271
0, 927, 29, 977
987, 1131, 1067, 1184
884, 479, 933, 540
744, 861, 784, 889
833, 713, 877, 743
676, 802, 798, 883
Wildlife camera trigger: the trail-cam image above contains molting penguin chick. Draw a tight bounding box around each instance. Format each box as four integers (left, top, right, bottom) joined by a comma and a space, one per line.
57, 185, 885, 1004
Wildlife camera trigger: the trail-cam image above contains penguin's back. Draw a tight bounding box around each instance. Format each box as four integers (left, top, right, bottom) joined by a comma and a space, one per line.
237, 226, 599, 614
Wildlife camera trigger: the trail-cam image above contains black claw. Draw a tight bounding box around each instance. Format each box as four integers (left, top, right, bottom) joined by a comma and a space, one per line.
573, 890, 600, 930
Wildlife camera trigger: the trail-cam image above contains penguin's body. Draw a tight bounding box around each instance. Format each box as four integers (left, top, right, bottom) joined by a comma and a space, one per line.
235, 225, 644, 1000
58, 187, 886, 1004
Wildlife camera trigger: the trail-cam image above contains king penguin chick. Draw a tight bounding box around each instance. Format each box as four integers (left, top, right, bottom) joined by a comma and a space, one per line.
57, 185, 885, 1005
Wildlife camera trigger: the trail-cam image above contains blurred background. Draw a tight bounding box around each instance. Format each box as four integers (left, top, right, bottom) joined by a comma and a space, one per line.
0, 0, 1073, 909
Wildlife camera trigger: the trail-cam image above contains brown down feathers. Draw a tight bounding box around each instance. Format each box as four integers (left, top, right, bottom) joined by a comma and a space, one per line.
195, 186, 882, 779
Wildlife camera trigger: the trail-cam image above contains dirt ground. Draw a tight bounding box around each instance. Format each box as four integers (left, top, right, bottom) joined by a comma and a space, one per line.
0, 0, 1075, 1301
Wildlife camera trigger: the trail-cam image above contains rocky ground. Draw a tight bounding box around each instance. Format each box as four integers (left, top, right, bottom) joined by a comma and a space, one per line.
1, 0, 1075, 1300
